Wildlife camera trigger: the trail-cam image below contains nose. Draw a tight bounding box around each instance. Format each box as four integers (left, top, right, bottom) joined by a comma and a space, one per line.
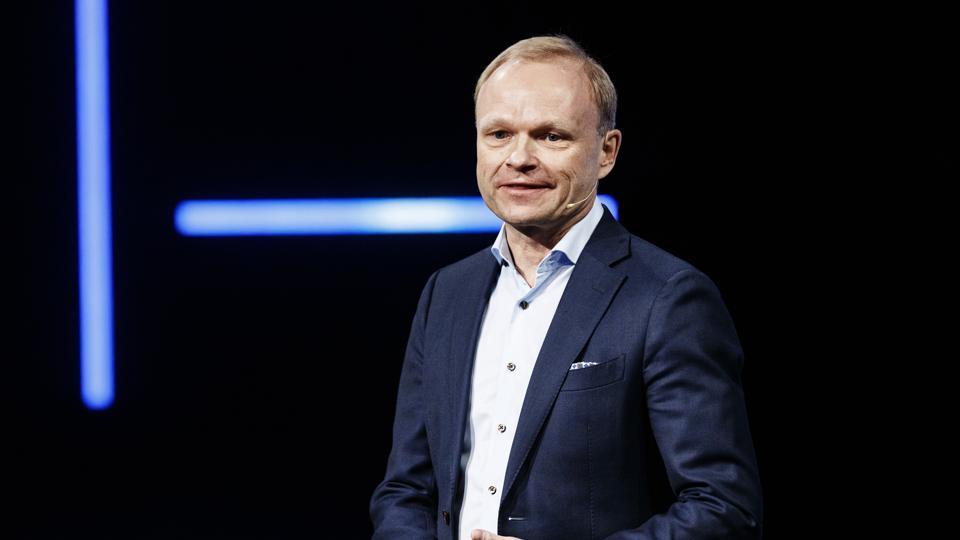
505, 134, 538, 174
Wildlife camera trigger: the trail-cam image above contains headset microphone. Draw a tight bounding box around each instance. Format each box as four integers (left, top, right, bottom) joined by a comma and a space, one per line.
565, 182, 598, 209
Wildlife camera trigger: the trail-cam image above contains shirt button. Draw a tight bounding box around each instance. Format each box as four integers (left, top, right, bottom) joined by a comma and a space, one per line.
497, 424, 507, 433
519, 300, 529, 309
488, 485, 497, 494
507, 362, 516, 371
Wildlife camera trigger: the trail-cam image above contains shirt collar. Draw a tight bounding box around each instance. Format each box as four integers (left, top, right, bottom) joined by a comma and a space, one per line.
490, 197, 604, 269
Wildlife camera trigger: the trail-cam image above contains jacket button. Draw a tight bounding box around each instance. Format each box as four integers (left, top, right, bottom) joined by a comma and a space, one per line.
442, 510, 450, 525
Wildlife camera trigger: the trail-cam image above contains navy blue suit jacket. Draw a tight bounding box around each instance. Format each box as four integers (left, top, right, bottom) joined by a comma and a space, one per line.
370, 205, 763, 539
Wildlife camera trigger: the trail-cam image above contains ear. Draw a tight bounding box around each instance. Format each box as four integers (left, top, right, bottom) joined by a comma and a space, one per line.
597, 129, 622, 180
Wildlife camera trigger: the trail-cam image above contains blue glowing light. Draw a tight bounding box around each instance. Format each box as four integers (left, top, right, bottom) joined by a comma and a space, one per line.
72, 0, 621, 408
76, 0, 114, 409
175, 196, 619, 236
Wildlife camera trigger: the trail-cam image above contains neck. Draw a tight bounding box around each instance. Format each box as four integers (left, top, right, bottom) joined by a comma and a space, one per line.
504, 198, 593, 286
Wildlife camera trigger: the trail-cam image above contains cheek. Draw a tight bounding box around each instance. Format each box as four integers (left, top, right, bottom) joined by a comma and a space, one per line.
476, 160, 491, 180
560, 152, 596, 179
541, 155, 581, 181
476, 152, 500, 179
476, 164, 496, 196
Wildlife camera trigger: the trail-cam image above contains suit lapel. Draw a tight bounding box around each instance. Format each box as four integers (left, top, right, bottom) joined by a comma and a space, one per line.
501, 207, 631, 504
447, 253, 501, 505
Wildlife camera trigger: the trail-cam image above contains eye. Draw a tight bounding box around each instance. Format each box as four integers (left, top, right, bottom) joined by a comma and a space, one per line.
492, 130, 510, 140
545, 133, 563, 142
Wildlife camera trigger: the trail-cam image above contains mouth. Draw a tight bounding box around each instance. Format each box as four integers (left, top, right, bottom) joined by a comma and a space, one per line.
497, 180, 552, 195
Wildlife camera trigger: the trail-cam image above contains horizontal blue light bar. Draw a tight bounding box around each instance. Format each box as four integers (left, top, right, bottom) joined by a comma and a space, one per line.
76, 0, 114, 410
175, 196, 619, 236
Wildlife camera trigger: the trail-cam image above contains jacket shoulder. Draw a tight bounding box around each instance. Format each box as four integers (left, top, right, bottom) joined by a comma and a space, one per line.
589, 207, 716, 289
614, 228, 722, 295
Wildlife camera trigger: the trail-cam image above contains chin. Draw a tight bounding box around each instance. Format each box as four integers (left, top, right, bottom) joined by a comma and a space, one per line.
497, 207, 553, 228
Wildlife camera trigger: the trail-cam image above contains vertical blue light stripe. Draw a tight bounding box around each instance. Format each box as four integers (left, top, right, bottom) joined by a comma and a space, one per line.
76, 0, 114, 409
175, 195, 619, 236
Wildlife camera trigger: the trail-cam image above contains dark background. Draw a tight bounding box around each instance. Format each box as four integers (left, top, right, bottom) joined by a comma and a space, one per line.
14, 1, 955, 538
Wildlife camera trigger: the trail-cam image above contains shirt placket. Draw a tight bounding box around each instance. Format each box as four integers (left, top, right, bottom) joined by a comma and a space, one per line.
486, 266, 534, 511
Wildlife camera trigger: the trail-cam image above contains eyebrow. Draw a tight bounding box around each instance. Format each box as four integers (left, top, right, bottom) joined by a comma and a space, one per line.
477, 117, 576, 134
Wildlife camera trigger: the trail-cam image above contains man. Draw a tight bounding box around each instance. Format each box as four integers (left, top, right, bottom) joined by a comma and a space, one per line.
370, 35, 762, 540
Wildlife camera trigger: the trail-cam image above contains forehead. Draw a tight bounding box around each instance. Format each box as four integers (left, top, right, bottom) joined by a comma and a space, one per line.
476, 58, 597, 130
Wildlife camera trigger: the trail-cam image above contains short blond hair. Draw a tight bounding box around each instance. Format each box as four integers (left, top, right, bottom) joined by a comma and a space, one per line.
474, 35, 618, 136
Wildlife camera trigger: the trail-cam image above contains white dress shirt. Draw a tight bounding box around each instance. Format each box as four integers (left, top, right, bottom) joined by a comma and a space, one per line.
457, 198, 604, 539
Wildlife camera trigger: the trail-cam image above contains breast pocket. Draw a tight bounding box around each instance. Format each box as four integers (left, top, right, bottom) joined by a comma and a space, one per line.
559, 353, 625, 392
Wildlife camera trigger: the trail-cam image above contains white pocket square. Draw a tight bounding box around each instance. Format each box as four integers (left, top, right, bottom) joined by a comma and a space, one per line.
569, 361, 599, 371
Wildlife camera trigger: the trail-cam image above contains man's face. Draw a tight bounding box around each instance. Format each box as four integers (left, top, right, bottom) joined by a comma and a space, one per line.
475, 58, 615, 233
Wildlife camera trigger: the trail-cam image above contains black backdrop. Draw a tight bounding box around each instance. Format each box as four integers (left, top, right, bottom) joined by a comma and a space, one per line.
15, 1, 956, 538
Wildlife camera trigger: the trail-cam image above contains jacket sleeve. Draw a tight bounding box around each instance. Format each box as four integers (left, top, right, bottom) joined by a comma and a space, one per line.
604, 269, 764, 539
370, 271, 441, 540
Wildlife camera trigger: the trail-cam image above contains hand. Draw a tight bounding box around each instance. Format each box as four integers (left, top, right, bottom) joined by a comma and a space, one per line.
470, 529, 523, 540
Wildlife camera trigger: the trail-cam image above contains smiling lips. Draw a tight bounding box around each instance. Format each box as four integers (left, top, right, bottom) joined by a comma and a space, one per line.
497, 179, 552, 191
